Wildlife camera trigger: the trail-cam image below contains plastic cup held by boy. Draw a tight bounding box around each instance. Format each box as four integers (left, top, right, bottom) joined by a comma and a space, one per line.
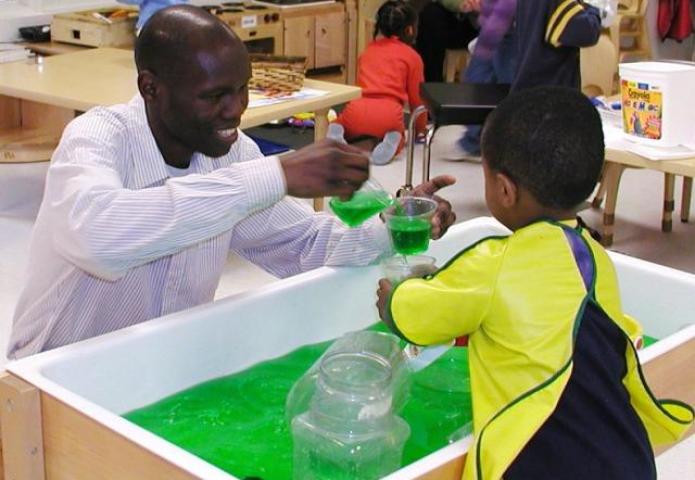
383, 197, 437, 255
381, 255, 437, 284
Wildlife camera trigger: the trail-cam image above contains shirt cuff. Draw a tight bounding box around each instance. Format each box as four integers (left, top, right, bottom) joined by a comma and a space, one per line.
238, 155, 287, 210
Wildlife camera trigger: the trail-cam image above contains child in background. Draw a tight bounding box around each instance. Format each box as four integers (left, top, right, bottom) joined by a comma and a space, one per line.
513, 0, 602, 90
454, 0, 517, 161
377, 87, 693, 479
118, 0, 187, 32
328, 0, 427, 165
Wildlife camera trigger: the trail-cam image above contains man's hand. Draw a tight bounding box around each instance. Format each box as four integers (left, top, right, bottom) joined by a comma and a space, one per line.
460, 0, 481, 13
410, 175, 457, 239
280, 139, 370, 198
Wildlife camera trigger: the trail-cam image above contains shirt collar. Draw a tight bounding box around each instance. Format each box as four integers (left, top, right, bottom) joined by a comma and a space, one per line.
126, 95, 233, 188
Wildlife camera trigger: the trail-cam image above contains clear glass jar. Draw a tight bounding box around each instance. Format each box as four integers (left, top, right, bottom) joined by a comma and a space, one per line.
286, 331, 410, 423
291, 351, 410, 479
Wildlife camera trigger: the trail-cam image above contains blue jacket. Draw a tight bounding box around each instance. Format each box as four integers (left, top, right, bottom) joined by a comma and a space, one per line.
513, 0, 601, 90
118, 0, 187, 30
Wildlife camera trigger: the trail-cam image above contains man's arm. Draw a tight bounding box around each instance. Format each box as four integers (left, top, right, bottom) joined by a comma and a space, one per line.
48, 114, 369, 281
48, 128, 286, 280
228, 175, 457, 278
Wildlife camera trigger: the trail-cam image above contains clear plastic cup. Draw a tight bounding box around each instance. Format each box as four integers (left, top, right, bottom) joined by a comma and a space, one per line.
329, 178, 394, 228
381, 255, 437, 284
383, 197, 438, 255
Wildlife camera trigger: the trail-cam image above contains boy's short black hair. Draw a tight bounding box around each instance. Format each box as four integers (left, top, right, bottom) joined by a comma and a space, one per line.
481, 86, 605, 210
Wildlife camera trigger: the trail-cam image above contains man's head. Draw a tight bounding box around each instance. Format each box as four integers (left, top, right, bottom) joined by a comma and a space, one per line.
480, 86, 604, 228
135, 5, 250, 165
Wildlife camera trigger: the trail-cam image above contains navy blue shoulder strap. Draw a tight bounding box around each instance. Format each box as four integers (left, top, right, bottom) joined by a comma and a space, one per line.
562, 227, 594, 293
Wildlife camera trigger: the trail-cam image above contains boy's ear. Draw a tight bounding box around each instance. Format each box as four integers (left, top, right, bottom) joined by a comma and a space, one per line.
496, 171, 519, 208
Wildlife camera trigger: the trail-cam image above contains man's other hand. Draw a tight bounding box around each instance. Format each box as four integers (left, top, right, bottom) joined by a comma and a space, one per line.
411, 175, 457, 239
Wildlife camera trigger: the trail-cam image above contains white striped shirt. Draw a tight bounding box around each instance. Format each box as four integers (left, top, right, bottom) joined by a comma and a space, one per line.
8, 95, 391, 359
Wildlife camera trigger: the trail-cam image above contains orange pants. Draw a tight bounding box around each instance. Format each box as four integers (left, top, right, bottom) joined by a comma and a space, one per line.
334, 97, 406, 153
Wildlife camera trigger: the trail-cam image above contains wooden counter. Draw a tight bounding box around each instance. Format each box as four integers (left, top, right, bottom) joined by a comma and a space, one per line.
0, 47, 359, 129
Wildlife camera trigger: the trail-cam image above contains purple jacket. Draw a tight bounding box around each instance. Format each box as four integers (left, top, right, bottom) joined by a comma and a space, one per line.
473, 0, 517, 61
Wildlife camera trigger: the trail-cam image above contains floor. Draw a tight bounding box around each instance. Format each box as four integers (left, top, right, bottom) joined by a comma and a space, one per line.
0, 125, 693, 476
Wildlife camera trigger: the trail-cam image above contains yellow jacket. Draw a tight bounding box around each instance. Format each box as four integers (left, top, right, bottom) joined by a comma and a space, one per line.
388, 220, 693, 479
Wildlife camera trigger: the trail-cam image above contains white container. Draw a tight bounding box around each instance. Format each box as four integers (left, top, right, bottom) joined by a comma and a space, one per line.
4, 217, 695, 479
618, 61, 695, 147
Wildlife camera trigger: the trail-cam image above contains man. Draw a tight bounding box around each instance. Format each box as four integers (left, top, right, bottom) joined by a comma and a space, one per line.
8, 5, 455, 359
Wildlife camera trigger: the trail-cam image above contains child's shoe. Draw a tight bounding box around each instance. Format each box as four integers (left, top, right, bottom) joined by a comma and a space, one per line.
440, 135, 481, 163
370, 131, 401, 165
327, 123, 347, 144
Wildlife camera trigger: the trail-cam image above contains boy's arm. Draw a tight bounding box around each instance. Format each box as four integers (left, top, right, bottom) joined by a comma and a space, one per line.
545, 0, 602, 48
379, 237, 507, 345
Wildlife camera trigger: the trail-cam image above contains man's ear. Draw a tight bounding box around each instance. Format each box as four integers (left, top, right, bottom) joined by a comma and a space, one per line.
496, 171, 519, 208
137, 71, 158, 101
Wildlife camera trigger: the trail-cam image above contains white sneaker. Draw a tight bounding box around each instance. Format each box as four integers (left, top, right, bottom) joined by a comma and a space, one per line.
370, 131, 401, 165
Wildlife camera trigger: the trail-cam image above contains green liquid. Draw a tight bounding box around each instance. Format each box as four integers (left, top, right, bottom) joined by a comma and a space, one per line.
329, 191, 393, 227
124, 323, 471, 480
388, 217, 432, 255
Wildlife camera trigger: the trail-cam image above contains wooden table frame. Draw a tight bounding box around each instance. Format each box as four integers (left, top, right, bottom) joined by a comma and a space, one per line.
594, 148, 695, 246
0, 48, 361, 209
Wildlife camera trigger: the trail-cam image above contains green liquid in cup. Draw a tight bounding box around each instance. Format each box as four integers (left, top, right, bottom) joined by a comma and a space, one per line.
388, 217, 432, 255
330, 191, 393, 227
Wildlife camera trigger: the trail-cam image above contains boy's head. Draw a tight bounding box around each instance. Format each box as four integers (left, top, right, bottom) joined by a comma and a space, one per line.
480, 86, 604, 229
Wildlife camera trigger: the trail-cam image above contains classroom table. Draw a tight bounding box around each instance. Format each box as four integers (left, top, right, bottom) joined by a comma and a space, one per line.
597, 147, 695, 246
0, 47, 361, 208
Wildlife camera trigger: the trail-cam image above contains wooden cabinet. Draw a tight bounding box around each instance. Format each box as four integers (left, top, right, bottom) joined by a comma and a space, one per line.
284, 16, 315, 68
282, 3, 346, 71
315, 11, 346, 68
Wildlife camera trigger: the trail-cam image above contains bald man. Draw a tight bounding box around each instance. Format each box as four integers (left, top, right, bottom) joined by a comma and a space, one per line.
8, 5, 456, 359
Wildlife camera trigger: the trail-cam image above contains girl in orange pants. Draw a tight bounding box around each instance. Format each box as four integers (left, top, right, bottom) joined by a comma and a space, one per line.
330, 0, 427, 165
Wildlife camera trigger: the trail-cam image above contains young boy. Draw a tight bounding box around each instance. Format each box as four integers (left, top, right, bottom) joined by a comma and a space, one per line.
377, 87, 693, 479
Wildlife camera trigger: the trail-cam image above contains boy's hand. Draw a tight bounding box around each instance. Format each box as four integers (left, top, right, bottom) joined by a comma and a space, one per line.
410, 175, 457, 239
376, 278, 394, 323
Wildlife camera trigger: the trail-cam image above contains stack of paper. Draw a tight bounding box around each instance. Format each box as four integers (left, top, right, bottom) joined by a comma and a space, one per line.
0, 43, 31, 63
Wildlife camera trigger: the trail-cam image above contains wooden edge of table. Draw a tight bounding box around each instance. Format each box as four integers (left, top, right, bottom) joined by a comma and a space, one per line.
605, 148, 695, 178
241, 80, 360, 129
